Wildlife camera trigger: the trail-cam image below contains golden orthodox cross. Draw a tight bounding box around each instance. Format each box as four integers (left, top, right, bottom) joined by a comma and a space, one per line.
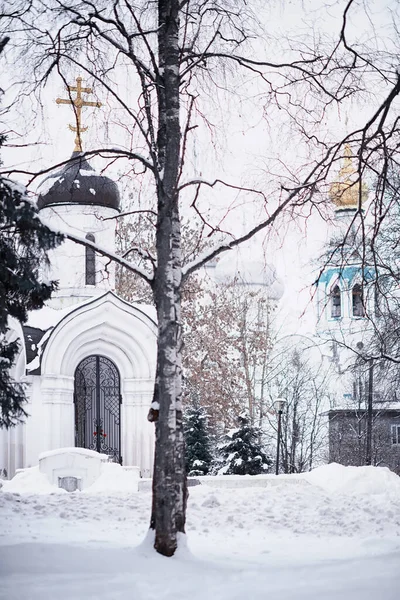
56, 76, 102, 152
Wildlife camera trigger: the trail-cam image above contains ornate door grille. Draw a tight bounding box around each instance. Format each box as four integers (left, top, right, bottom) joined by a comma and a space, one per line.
74, 355, 122, 463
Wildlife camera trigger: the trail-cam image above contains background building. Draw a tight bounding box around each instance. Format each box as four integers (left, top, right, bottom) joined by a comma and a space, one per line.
315, 147, 400, 474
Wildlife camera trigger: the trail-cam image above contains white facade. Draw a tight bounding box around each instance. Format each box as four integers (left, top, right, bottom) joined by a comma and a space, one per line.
0, 161, 157, 479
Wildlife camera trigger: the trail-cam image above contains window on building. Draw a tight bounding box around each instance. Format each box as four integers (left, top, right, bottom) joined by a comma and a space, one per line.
352, 284, 364, 317
391, 424, 400, 445
331, 285, 341, 318
85, 233, 96, 285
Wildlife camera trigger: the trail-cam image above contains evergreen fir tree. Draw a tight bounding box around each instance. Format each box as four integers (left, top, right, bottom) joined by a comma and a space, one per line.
184, 404, 213, 476
217, 413, 272, 475
0, 135, 63, 427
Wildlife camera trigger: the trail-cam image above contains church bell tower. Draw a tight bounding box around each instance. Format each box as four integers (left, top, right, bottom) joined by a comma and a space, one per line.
316, 145, 372, 339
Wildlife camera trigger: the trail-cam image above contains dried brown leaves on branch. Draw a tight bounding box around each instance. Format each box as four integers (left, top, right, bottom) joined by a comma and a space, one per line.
182, 277, 276, 431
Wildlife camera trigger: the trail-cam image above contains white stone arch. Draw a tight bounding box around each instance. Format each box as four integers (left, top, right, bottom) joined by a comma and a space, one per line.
327, 274, 343, 292
41, 292, 156, 379
38, 292, 157, 474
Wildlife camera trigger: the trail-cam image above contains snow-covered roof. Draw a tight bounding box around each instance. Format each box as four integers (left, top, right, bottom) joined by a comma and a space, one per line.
327, 403, 400, 413
25, 301, 91, 374
26, 299, 93, 330
36, 153, 120, 212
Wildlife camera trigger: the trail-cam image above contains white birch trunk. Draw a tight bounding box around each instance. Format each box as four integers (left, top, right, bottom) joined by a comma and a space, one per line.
149, 0, 188, 557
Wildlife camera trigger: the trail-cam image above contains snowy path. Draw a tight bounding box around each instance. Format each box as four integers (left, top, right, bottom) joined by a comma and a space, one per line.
1, 540, 399, 600
1, 465, 400, 599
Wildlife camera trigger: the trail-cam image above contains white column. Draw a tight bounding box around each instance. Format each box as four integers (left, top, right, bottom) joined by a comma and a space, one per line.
41, 375, 75, 453
122, 378, 154, 476
0, 421, 27, 478
0, 380, 32, 478
0, 428, 12, 479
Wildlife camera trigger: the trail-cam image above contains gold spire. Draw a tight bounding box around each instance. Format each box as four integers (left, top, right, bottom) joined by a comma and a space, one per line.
329, 145, 368, 209
56, 77, 102, 152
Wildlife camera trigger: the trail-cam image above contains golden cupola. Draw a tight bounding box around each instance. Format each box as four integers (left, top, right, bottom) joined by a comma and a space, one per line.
329, 145, 368, 210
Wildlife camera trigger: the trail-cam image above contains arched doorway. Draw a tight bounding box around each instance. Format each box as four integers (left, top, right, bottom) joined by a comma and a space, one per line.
74, 355, 122, 463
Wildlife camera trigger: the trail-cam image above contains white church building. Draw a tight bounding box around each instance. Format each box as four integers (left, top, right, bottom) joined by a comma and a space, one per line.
1, 151, 157, 479
0, 75, 286, 484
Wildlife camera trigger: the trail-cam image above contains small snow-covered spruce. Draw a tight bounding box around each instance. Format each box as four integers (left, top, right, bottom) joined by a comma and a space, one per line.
183, 404, 213, 476
216, 413, 272, 476
0, 134, 63, 427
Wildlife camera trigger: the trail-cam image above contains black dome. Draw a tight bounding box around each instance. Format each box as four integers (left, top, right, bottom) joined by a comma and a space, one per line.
37, 153, 120, 211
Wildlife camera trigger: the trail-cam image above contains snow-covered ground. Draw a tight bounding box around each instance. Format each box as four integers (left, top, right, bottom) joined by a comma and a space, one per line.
1, 463, 400, 600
